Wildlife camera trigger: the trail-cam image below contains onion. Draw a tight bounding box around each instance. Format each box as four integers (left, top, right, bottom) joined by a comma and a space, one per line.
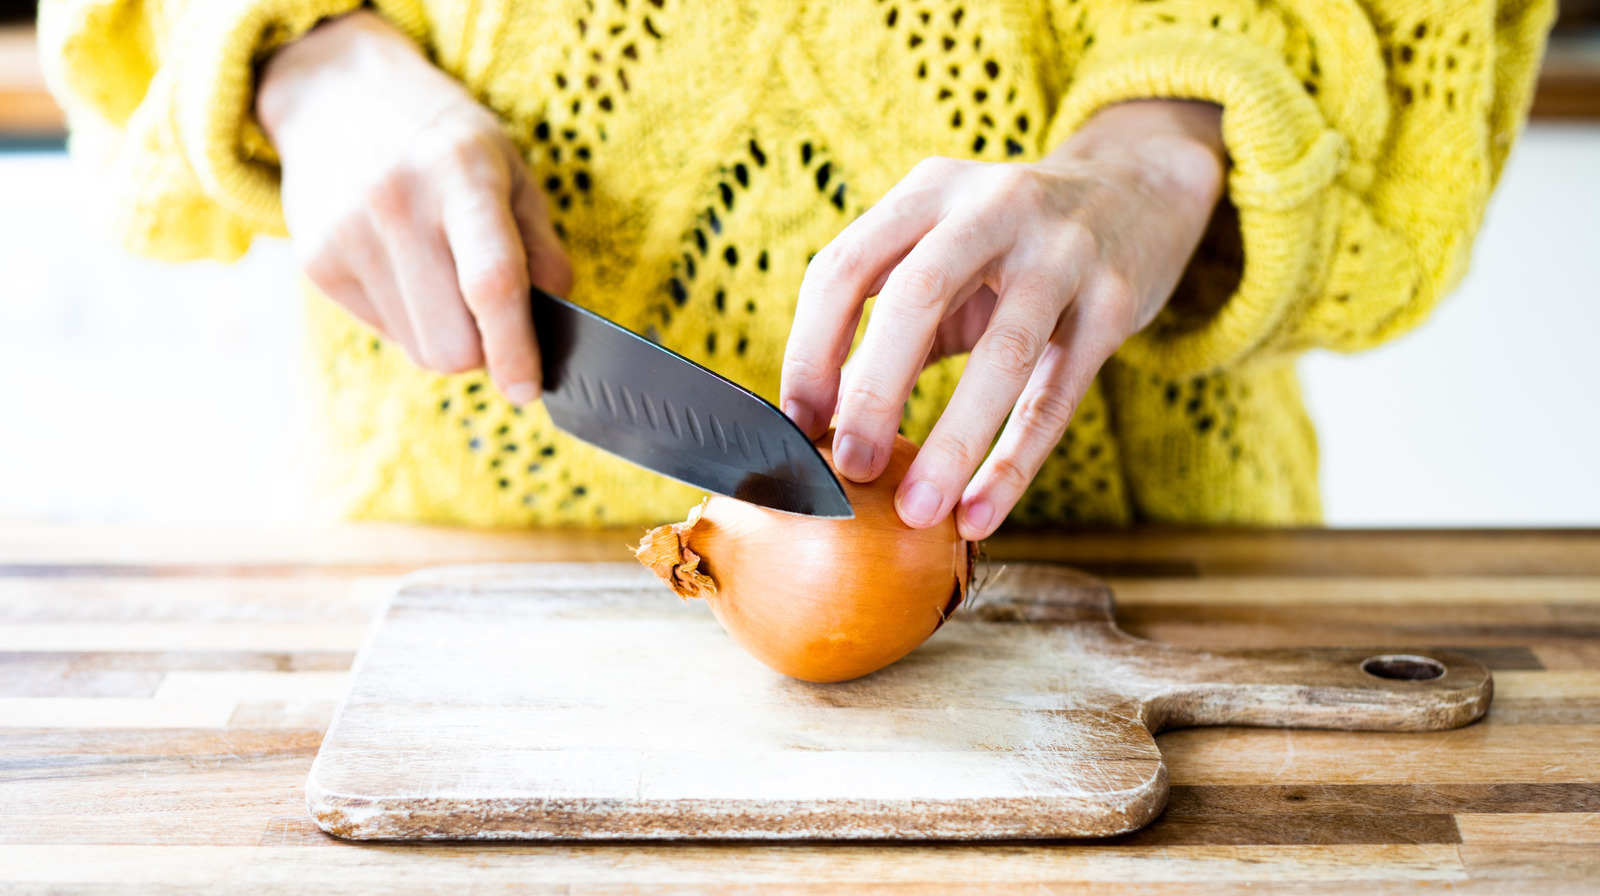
634, 430, 974, 683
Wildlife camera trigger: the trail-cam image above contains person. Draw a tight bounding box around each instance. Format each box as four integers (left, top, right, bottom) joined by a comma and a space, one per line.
39, 0, 1553, 535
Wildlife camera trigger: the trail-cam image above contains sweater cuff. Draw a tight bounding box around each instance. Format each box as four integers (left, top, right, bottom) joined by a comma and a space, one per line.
172, 0, 431, 236
1045, 27, 1349, 376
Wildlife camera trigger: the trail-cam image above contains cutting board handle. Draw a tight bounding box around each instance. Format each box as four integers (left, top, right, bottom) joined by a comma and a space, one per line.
1132, 642, 1493, 733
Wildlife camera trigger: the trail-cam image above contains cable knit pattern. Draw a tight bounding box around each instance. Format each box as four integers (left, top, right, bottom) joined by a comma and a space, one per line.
38, 0, 1552, 527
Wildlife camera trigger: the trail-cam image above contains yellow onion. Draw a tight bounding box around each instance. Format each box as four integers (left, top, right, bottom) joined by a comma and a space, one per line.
634, 430, 974, 683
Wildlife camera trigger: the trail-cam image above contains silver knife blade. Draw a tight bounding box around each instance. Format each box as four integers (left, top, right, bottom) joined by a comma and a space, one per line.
530, 288, 853, 519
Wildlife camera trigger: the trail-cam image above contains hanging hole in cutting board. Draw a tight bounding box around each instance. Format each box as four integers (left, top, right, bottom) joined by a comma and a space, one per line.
1361, 654, 1447, 680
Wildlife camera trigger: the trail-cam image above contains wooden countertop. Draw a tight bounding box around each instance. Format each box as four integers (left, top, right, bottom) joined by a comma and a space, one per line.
2, 524, 1597, 891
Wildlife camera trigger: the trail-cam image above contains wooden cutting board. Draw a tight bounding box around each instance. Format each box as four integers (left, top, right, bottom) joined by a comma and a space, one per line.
306, 562, 1491, 840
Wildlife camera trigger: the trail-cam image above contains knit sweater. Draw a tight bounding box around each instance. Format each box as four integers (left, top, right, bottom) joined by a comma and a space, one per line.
39, 0, 1553, 528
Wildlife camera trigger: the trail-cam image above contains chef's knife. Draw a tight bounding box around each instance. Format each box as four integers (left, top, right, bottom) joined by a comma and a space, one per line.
530, 288, 853, 519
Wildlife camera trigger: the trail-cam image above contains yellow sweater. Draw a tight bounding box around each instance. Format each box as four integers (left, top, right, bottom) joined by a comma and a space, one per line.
39, 0, 1552, 528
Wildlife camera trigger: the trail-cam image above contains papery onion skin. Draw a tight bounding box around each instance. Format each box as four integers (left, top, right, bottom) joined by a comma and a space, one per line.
635, 431, 972, 683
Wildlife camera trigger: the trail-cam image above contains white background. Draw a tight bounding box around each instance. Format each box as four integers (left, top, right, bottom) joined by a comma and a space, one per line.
1, 123, 1597, 527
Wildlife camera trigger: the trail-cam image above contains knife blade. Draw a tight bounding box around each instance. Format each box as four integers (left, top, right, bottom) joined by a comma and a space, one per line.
530, 288, 853, 519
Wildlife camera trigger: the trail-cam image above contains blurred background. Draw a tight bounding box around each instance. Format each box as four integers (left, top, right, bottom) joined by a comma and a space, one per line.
0, 3, 1596, 528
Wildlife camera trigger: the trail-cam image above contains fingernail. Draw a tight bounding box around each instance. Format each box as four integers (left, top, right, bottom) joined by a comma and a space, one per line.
899, 479, 943, 526
963, 499, 996, 538
504, 381, 540, 406
783, 400, 816, 438
834, 433, 874, 481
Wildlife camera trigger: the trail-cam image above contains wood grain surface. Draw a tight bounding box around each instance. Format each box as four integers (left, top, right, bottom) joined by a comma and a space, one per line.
1, 525, 1597, 891
308, 563, 1490, 840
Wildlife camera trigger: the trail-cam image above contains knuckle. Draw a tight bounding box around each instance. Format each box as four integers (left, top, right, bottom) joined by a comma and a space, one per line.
1054, 219, 1098, 260
888, 180, 939, 220
1071, 278, 1142, 348
810, 239, 873, 284
782, 351, 836, 387
935, 437, 986, 478
459, 261, 525, 309
297, 244, 346, 289
1015, 387, 1077, 434
839, 377, 904, 422
886, 264, 951, 313
990, 164, 1041, 201
1096, 269, 1135, 309
940, 213, 986, 247
456, 138, 505, 184
1004, 275, 1059, 313
1093, 271, 1140, 329
420, 338, 484, 375
986, 454, 1036, 495
437, 130, 508, 189
415, 122, 482, 163
443, 128, 490, 162
910, 155, 959, 182
488, 355, 537, 386
365, 168, 415, 223
981, 323, 1045, 379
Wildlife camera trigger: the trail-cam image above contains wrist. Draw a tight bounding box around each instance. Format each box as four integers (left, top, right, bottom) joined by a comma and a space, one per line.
256, 10, 409, 151
1044, 99, 1226, 214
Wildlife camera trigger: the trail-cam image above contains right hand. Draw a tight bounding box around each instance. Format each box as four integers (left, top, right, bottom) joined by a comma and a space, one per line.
256, 10, 571, 405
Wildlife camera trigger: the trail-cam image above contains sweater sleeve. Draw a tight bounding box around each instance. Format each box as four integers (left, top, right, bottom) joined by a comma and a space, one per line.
36, 0, 430, 262
1041, 0, 1555, 377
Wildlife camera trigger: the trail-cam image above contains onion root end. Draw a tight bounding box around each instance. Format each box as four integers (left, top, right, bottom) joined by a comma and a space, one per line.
633, 498, 717, 600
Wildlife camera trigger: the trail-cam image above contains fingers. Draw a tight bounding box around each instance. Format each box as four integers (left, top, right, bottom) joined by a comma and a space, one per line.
306, 225, 424, 360
780, 166, 948, 440
953, 282, 1129, 541
445, 172, 541, 405
893, 271, 1073, 532
511, 170, 573, 298
368, 165, 486, 376
358, 131, 570, 407
828, 213, 1009, 483
301, 252, 386, 334
954, 336, 1081, 541
779, 154, 1129, 533
392, 233, 486, 374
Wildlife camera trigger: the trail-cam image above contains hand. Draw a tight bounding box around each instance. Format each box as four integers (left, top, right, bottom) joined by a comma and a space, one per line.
780, 100, 1226, 540
256, 10, 572, 404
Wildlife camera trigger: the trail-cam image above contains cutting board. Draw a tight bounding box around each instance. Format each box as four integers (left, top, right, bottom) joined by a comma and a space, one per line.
307, 562, 1491, 840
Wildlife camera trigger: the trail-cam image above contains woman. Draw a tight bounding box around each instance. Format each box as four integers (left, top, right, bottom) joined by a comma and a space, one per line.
39, 0, 1553, 535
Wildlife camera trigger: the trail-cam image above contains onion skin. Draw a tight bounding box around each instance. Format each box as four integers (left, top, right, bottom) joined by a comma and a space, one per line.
635, 431, 972, 683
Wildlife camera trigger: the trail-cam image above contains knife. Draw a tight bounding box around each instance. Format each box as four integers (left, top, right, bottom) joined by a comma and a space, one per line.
530, 288, 853, 519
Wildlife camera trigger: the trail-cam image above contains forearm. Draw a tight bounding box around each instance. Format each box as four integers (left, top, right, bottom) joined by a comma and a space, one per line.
1039, 99, 1227, 331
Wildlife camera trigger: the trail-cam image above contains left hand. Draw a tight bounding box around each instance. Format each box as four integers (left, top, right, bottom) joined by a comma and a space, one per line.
780, 99, 1227, 540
